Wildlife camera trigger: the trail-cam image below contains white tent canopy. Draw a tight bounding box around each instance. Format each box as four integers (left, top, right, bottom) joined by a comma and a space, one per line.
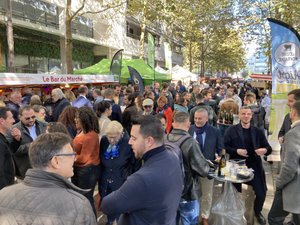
155, 66, 169, 74
169, 65, 198, 84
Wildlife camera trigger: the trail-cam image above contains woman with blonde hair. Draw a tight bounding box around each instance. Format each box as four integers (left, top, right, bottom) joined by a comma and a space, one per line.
98, 120, 138, 225
64, 90, 76, 104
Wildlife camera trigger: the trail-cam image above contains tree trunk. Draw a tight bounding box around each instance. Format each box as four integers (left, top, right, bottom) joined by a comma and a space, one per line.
6, 0, 14, 72
139, 0, 147, 59
65, 0, 73, 74
200, 42, 205, 77
189, 41, 193, 72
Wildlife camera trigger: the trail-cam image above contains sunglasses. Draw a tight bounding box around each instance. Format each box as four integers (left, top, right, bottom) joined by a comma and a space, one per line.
24, 116, 36, 121
143, 105, 152, 109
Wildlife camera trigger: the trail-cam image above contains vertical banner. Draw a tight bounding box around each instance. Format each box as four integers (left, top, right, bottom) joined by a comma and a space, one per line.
164, 42, 172, 74
268, 18, 300, 94
128, 66, 144, 93
147, 32, 155, 69
110, 49, 124, 83
267, 18, 300, 151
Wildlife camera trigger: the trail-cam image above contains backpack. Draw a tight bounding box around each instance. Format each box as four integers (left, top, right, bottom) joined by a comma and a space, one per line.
164, 133, 192, 178
250, 105, 266, 130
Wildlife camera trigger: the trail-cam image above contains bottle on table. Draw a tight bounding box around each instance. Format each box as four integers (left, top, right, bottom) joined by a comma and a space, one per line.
229, 110, 234, 124
224, 111, 229, 124
219, 110, 224, 124
218, 149, 226, 177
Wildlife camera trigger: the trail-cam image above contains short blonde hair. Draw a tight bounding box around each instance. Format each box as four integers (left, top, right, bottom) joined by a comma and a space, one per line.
104, 121, 123, 135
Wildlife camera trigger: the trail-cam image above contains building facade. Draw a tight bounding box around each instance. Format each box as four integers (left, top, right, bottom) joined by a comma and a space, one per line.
0, 0, 183, 74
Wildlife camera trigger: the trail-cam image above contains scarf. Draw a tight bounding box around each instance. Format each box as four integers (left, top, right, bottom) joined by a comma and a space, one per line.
104, 144, 119, 160
194, 122, 209, 151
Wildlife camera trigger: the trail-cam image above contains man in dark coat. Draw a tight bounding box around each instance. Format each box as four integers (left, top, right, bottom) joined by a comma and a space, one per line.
224, 106, 272, 225
0, 107, 20, 190
7, 106, 47, 179
101, 115, 183, 225
103, 88, 122, 123
6, 91, 22, 124
0, 133, 97, 225
51, 88, 70, 122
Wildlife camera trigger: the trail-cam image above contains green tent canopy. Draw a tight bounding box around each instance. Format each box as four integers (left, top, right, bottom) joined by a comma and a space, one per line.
74, 59, 171, 84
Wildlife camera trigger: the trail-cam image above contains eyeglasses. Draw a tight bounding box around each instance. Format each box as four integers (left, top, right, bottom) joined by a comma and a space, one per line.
143, 105, 152, 109
55, 152, 76, 157
24, 116, 36, 121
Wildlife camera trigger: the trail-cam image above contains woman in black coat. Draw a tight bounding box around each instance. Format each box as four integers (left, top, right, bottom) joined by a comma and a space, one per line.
98, 121, 139, 225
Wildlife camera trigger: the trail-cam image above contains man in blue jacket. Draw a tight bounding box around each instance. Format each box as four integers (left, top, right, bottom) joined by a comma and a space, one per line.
101, 115, 183, 225
189, 108, 223, 225
72, 85, 93, 109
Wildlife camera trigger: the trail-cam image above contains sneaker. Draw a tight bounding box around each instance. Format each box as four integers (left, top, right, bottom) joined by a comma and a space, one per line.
255, 213, 266, 225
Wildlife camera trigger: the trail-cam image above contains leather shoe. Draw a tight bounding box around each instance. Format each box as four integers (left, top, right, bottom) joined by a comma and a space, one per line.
202, 217, 209, 225
255, 213, 266, 225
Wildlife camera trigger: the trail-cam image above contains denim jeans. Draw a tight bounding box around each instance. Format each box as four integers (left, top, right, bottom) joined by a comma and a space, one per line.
176, 199, 200, 225
72, 164, 100, 216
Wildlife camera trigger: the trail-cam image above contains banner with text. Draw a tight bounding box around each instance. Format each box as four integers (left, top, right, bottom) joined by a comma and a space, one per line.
267, 18, 300, 152
268, 18, 300, 94
0, 73, 116, 86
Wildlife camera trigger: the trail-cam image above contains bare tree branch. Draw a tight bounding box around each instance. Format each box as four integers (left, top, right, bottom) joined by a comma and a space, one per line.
70, 0, 86, 20
79, 1, 126, 16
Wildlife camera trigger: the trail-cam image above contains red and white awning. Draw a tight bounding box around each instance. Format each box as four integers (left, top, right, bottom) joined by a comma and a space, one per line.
250, 74, 272, 81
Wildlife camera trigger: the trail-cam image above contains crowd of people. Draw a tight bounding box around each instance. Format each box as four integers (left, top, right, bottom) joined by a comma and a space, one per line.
0, 79, 299, 225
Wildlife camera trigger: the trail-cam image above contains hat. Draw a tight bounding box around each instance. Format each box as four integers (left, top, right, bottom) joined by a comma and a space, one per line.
142, 98, 154, 106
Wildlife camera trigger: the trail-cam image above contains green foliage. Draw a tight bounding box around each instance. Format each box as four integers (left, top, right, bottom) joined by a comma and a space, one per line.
2, 37, 93, 63
14, 39, 60, 59
0, 65, 6, 72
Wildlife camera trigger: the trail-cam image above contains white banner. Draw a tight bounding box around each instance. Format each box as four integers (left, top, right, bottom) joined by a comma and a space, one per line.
0, 73, 117, 86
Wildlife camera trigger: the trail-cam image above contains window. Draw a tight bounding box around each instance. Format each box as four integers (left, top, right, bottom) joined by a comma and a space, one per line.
11, 0, 58, 29
72, 16, 93, 38
126, 22, 141, 40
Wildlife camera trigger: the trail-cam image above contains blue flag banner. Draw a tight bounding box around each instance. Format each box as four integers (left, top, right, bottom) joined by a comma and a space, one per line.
128, 66, 144, 93
110, 49, 124, 83
267, 19, 300, 153
268, 18, 300, 94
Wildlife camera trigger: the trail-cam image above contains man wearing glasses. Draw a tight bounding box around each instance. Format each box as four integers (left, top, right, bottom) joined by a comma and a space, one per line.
0, 132, 97, 225
7, 105, 47, 179
142, 98, 156, 115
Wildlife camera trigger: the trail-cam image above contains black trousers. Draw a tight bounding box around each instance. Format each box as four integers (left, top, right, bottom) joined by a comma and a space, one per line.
268, 189, 300, 225
72, 164, 100, 216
